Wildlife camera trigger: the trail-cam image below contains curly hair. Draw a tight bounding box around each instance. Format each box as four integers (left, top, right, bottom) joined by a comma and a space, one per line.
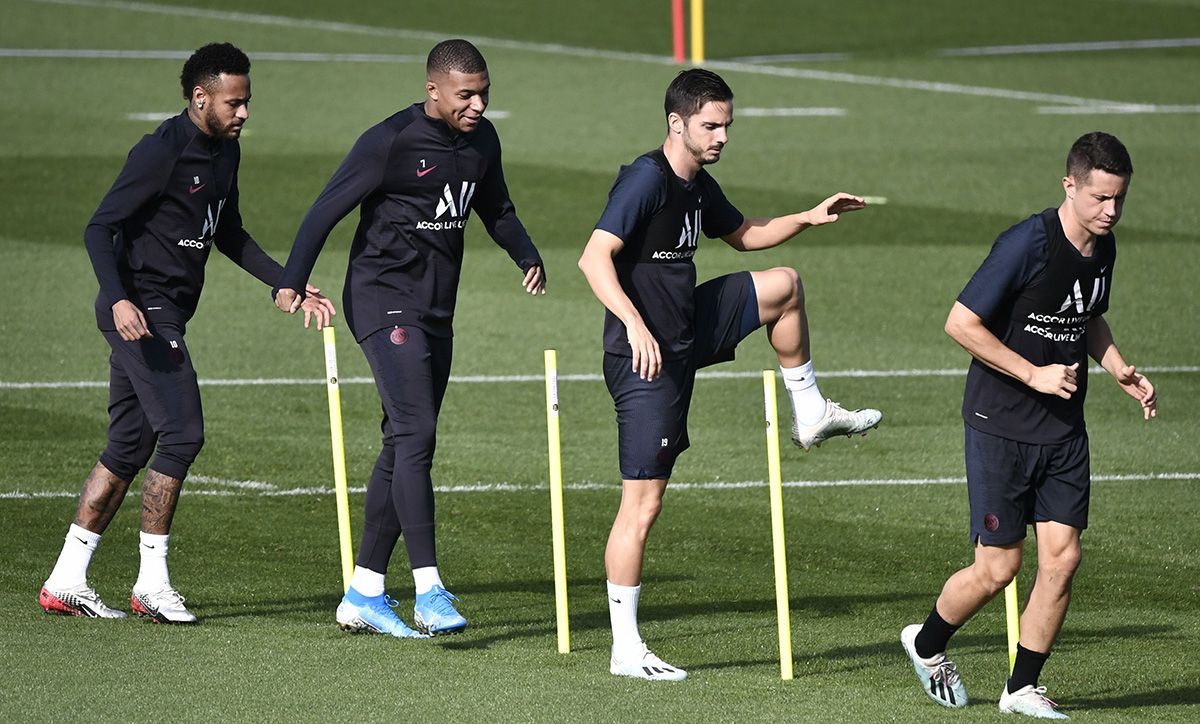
180, 43, 250, 100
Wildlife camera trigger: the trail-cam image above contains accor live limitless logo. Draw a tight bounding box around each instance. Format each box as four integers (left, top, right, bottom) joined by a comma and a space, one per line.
651, 209, 701, 260
1022, 272, 1107, 343
177, 198, 226, 249
416, 182, 476, 230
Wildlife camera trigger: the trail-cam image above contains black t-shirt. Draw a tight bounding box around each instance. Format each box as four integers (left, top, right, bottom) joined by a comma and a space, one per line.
594, 149, 744, 359
957, 208, 1115, 443
85, 111, 282, 331
277, 103, 542, 341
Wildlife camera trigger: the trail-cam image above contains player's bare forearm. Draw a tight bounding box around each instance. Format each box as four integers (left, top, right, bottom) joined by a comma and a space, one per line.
1087, 316, 1123, 375
723, 193, 866, 251
945, 301, 1036, 385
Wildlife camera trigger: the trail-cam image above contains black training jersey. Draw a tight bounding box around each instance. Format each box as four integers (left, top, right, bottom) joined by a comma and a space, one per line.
958, 208, 1115, 443
594, 149, 744, 359
84, 111, 282, 331
276, 103, 542, 341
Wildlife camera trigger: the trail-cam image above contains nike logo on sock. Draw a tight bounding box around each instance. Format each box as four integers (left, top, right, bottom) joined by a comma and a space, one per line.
609, 597, 622, 604
75, 536, 89, 545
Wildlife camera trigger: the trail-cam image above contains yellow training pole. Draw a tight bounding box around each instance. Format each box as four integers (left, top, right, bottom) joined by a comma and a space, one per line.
690, 0, 705, 64
545, 350, 570, 653
1005, 578, 1020, 673
763, 371, 794, 680
323, 326, 354, 592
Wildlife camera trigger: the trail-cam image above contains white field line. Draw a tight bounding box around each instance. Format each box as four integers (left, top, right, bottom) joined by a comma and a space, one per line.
740, 107, 847, 117
731, 52, 853, 64
1037, 104, 1200, 115
3, 471, 1197, 501
938, 38, 1200, 57
2, 365, 1197, 391
0, 48, 422, 62
31, 0, 1140, 108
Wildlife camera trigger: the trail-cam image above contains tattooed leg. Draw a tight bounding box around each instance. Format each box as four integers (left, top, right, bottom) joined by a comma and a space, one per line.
74, 462, 133, 534
140, 469, 183, 535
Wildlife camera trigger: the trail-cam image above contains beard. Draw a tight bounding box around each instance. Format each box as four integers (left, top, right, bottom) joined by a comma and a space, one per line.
204, 107, 242, 139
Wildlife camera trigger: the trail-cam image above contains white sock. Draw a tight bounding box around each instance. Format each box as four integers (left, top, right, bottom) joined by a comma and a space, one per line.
350, 566, 386, 597
134, 532, 171, 592
413, 566, 444, 595
607, 581, 642, 658
45, 524, 101, 589
781, 362, 826, 425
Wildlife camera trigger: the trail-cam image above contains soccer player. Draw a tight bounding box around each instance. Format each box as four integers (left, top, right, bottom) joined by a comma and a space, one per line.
274, 39, 546, 638
40, 43, 335, 624
577, 69, 882, 681
900, 132, 1157, 718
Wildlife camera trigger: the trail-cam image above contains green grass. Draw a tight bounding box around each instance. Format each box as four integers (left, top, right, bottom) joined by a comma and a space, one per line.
2, 0, 1199, 720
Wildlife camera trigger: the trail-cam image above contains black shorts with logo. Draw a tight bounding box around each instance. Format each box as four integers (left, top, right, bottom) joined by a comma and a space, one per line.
964, 424, 1091, 545
604, 272, 760, 480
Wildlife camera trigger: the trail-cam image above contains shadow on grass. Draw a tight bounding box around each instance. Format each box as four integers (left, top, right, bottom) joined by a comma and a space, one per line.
1071, 685, 1200, 710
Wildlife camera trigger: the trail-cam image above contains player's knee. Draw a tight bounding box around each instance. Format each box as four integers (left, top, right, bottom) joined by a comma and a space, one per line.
771, 266, 802, 308
1043, 544, 1082, 579
977, 556, 1021, 593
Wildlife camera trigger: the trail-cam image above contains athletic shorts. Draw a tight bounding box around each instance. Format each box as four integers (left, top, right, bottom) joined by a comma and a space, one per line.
604, 271, 760, 480
99, 322, 204, 482
964, 424, 1091, 545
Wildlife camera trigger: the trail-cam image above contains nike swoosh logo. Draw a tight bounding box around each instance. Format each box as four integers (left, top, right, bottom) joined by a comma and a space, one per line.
75, 536, 89, 545
416, 166, 437, 177
189, 184, 205, 194
609, 597, 622, 604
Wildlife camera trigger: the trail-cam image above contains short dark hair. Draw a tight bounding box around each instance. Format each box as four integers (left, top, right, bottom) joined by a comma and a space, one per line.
665, 69, 733, 120
427, 39, 487, 76
180, 42, 250, 100
1066, 131, 1132, 182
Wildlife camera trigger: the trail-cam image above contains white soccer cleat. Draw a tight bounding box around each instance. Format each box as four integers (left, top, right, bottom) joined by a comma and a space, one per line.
792, 400, 882, 450
901, 624, 968, 708
610, 642, 687, 681
1000, 684, 1069, 719
40, 583, 127, 619
131, 586, 198, 624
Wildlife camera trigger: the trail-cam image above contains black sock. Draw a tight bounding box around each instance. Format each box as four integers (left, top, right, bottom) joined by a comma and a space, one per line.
1007, 644, 1051, 693
914, 605, 960, 659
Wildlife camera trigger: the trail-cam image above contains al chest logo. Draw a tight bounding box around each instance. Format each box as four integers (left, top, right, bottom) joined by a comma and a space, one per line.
416, 182, 476, 230
177, 197, 226, 250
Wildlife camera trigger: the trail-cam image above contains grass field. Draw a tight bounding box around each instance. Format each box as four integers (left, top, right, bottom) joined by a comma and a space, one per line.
2, 0, 1198, 720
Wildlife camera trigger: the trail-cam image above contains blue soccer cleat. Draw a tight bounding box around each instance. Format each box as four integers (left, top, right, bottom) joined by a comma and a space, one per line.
413, 585, 467, 635
336, 587, 426, 638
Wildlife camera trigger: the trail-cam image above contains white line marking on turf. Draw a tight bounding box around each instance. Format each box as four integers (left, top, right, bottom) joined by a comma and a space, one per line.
126, 111, 174, 121
862, 196, 889, 205
1036, 104, 1200, 115
741, 107, 848, 117
730, 52, 853, 64
31, 0, 1147, 108
3, 365, 1198, 390
3, 472, 1196, 500
0, 48, 423, 62
938, 38, 1200, 57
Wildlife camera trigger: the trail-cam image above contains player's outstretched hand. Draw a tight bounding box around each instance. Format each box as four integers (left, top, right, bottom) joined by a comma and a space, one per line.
626, 320, 662, 382
1029, 362, 1078, 399
112, 299, 153, 341
523, 265, 547, 295
805, 192, 866, 226
1115, 364, 1157, 420
299, 284, 337, 330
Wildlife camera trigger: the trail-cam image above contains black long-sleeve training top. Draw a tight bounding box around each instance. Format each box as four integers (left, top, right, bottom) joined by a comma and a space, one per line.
275, 103, 542, 342
84, 111, 283, 331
